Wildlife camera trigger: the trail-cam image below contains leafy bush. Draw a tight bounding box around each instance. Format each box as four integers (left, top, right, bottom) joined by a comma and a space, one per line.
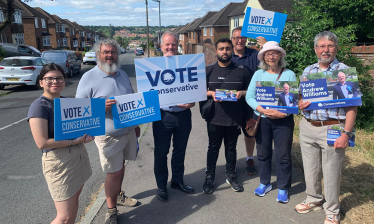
281, 0, 374, 131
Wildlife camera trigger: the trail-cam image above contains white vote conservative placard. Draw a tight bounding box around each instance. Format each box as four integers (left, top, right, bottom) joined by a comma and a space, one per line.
135, 53, 207, 107
54, 98, 106, 141
241, 7, 288, 43
111, 91, 161, 129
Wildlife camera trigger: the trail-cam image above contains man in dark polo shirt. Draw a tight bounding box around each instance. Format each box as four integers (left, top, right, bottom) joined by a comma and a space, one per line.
202, 38, 251, 194
231, 26, 266, 175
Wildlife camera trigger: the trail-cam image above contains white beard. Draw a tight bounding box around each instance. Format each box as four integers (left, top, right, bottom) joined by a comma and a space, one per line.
98, 60, 119, 74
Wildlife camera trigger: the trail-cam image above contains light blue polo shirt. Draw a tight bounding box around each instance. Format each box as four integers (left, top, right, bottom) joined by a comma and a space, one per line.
76, 65, 134, 137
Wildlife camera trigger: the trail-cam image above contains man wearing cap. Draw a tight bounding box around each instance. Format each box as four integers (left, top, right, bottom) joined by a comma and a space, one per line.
231, 26, 267, 176
295, 31, 357, 224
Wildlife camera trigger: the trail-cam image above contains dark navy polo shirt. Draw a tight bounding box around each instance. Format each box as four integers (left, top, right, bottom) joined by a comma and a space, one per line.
231, 47, 259, 77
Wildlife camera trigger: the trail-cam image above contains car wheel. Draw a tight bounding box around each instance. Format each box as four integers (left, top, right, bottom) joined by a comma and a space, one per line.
69, 67, 74, 78
0, 84, 4, 90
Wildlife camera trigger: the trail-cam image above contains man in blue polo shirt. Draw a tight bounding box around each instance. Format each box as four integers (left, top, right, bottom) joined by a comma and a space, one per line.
230, 26, 266, 176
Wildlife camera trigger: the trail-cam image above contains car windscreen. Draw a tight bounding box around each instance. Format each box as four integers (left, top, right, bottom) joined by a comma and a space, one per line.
28, 46, 42, 54
42, 52, 66, 63
0, 59, 34, 66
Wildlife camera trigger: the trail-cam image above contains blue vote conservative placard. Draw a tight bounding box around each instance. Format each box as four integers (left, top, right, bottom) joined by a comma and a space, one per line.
241, 7, 288, 43
135, 53, 207, 108
54, 98, 106, 141
111, 91, 161, 129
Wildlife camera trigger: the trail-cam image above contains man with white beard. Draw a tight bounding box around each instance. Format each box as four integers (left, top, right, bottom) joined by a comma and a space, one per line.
76, 39, 139, 224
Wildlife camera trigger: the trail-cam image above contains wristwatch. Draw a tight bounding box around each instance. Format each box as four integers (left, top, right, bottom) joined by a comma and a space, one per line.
342, 130, 354, 138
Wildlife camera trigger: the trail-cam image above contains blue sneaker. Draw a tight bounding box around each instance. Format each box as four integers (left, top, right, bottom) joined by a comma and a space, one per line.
277, 189, 289, 203
254, 183, 272, 197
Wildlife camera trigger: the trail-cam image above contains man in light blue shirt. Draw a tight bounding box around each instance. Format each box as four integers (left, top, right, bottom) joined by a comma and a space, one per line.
76, 39, 139, 224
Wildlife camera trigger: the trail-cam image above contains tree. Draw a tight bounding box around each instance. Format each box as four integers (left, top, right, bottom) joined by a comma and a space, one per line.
281, 0, 374, 131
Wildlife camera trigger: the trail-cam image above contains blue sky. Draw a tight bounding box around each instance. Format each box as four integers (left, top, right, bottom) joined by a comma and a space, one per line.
26, 0, 245, 27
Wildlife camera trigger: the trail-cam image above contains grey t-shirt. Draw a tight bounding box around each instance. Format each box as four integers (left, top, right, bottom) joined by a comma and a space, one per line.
76, 65, 135, 137
27, 95, 55, 139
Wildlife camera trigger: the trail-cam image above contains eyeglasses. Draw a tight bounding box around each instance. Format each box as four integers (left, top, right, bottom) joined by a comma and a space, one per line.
100, 51, 117, 55
231, 36, 247, 41
43, 76, 65, 83
264, 53, 279, 58
315, 44, 336, 50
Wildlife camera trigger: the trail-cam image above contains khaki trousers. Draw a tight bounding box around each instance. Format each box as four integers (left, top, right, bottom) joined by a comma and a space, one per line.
299, 117, 345, 215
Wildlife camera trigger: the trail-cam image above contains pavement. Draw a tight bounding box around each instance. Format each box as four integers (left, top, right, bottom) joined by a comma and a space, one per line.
81, 105, 326, 224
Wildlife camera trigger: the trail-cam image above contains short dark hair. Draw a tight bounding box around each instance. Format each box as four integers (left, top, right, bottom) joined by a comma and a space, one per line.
39, 63, 66, 81
215, 38, 233, 49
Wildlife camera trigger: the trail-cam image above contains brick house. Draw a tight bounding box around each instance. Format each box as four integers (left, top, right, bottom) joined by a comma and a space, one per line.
50, 14, 68, 49
175, 23, 189, 54
13, 0, 50, 51
73, 22, 87, 50
175, 19, 201, 55
185, 11, 217, 54
228, 0, 293, 38
199, 2, 240, 45
0, 0, 24, 44
62, 19, 79, 50
34, 7, 62, 49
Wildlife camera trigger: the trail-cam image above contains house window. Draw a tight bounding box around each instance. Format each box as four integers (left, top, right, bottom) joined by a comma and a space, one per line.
73, 40, 78, 47
72, 29, 75, 35
41, 19, 46, 28
14, 11, 22, 24
80, 31, 85, 37
56, 24, 58, 32
210, 27, 213, 36
204, 27, 207, 36
12, 33, 24, 44
35, 18, 38, 28
63, 38, 67, 46
61, 24, 65, 32
42, 36, 50, 46
234, 17, 239, 28
0, 11, 4, 23
1, 34, 7, 43
57, 39, 60, 47
82, 41, 86, 47
88, 33, 91, 38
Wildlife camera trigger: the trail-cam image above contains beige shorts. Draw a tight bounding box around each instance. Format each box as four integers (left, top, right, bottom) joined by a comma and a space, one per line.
42, 143, 92, 202
94, 130, 137, 173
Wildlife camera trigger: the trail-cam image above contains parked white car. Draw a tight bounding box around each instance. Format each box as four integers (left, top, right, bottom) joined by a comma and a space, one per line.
83, 52, 97, 65
0, 56, 49, 90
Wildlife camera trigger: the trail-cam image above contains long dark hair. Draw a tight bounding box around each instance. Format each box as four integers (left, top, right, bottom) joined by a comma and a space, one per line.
39, 63, 66, 81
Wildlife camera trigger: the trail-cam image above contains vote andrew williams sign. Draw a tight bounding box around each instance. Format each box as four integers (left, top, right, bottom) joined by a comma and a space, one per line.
255, 81, 299, 114
135, 53, 207, 108
111, 91, 161, 129
300, 68, 362, 110
54, 98, 105, 141
241, 7, 288, 43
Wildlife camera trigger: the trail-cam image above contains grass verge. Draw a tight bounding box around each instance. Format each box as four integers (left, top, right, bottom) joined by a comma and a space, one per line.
292, 115, 374, 224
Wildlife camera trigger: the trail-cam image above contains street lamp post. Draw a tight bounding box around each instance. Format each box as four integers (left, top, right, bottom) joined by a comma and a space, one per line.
152, 0, 161, 47
146, 0, 150, 58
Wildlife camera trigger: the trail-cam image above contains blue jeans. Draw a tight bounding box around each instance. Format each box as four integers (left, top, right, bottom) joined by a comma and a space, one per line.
254, 114, 294, 190
153, 109, 192, 189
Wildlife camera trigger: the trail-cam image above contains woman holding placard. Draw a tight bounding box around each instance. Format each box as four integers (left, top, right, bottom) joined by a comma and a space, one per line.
28, 63, 94, 224
245, 41, 296, 204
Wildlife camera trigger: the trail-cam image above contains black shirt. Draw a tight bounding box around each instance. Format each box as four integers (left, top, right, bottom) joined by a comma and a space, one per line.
206, 62, 251, 126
